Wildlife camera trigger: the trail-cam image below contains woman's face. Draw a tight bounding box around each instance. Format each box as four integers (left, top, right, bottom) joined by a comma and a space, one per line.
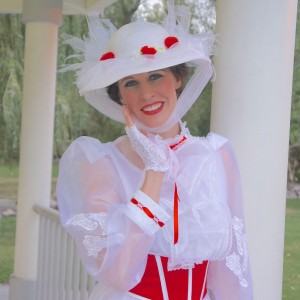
118, 68, 182, 129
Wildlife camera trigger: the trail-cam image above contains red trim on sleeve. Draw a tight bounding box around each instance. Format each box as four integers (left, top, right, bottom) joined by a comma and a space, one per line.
131, 198, 165, 227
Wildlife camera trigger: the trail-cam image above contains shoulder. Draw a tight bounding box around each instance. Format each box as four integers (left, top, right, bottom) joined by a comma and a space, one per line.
60, 136, 112, 165
185, 132, 229, 152
204, 133, 240, 172
205, 132, 229, 150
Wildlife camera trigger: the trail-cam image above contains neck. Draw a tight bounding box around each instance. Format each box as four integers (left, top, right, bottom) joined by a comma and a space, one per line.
157, 122, 181, 139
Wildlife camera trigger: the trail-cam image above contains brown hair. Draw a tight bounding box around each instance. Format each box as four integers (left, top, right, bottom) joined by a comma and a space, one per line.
106, 63, 188, 105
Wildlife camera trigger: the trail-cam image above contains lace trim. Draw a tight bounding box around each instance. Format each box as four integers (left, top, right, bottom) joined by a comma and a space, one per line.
90, 213, 107, 232
168, 258, 205, 271
225, 216, 249, 287
66, 213, 107, 233
145, 121, 190, 148
83, 235, 107, 258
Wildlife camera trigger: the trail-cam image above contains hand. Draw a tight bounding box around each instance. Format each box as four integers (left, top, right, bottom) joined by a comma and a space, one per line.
123, 107, 170, 172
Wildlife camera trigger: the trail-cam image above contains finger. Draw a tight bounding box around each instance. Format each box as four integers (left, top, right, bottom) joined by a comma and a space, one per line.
123, 106, 134, 128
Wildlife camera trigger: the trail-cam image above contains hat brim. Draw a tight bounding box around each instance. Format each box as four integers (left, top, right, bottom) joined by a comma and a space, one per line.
77, 41, 211, 93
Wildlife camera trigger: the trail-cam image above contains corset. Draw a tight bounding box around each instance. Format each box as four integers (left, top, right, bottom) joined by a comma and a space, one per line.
130, 255, 208, 300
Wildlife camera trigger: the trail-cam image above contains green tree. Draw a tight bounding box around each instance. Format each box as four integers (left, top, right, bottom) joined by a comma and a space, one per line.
104, 0, 141, 27
288, 4, 300, 182
1, 0, 299, 182
53, 1, 143, 159
0, 14, 24, 163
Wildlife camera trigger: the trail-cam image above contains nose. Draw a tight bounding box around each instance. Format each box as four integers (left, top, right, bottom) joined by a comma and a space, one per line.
140, 82, 155, 101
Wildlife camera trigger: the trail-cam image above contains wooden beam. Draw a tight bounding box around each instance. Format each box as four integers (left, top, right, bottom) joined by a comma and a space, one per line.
0, 0, 117, 14
0, 0, 22, 14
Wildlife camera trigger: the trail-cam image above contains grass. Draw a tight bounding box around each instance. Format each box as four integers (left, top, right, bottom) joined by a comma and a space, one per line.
0, 216, 16, 283
0, 163, 59, 178
0, 164, 19, 200
0, 163, 58, 200
0, 163, 58, 283
0, 164, 19, 178
282, 199, 300, 300
0, 164, 299, 299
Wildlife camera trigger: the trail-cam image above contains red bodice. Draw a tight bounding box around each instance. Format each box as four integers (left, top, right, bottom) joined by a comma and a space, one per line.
130, 255, 208, 300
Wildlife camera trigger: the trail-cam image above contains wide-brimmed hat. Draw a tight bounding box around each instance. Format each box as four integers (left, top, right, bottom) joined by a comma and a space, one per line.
61, 1, 215, 133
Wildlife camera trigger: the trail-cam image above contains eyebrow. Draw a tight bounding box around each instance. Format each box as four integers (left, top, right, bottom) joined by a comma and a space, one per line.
119, 69, 167, 84
119, 76, 135, 84
120, 76, 134, 81
150, 69, 167, 73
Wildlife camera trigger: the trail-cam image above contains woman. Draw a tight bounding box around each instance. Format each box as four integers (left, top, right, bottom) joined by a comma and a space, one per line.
57, 1, 253, 299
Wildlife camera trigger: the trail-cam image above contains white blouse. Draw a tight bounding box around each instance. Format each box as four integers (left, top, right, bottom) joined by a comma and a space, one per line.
57, 124, 253, 299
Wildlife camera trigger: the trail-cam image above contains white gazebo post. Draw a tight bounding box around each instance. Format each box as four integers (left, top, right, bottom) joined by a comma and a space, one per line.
9, 0, 62, 299
211, 1, 298, 299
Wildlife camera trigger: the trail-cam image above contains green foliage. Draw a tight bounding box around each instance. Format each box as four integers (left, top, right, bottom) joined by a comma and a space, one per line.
288, 6, 300, 182
183, 83, 212, 137
103, 0, 141, 27
54, 15, 125, 159
290, 6, 300, 145
0, 15, 24, 163
0, 1, 299, 182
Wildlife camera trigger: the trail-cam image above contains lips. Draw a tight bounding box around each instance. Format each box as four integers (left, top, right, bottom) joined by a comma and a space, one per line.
141, 101, 164, 115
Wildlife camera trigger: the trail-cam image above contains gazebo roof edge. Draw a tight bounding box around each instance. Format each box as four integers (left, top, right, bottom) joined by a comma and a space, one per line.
0, 0, 117, 15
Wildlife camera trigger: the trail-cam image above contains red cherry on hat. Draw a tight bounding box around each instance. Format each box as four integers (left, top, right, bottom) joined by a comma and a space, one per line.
140, 46, 157, 55
164, 36, 179, 49
100, 51, 115, 61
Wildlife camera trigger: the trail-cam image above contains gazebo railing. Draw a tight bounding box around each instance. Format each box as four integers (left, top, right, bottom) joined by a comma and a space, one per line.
33, 204, 96, 300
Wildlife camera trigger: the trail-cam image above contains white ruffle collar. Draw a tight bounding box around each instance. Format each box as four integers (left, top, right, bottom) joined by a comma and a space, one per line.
148, 121, 190, 148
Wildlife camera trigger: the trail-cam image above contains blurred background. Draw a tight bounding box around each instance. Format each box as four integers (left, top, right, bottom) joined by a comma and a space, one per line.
0, 0, 299, 299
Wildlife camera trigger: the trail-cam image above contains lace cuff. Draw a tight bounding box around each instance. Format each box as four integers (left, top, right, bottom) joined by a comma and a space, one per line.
225, 216, 249, 287
126, 190, 171, 236
64, 213, 108, 258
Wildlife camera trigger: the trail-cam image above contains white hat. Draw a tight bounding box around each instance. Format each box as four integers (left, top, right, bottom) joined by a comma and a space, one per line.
62, 1, 215, 133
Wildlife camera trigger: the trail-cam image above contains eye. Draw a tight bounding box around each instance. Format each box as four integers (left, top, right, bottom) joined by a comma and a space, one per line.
124, 80, 138, 88
149, 73, 163, 81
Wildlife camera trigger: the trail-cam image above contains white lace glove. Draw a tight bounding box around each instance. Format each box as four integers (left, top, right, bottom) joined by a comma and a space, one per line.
125, 125, 170, 172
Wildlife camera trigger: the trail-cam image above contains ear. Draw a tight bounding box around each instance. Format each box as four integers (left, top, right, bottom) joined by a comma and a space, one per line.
175, 76, 182, 90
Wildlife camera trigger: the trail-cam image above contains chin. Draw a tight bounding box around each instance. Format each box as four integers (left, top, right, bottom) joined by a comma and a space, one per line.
135, 115, 165, 128
144, 120, 166, 129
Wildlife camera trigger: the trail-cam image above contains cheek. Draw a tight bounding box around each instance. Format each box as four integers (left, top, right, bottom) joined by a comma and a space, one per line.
119, 88, 130, 104
119, 91, 138, 112
163, 82, 179, 103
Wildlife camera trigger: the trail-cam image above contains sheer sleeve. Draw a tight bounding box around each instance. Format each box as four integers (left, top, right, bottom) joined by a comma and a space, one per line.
206, 133, 253, 300
56, 136, 169, 297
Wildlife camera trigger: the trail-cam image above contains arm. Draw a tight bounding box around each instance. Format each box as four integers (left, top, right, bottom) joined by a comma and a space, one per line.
57, 127, 171, 294
141, 170, 165, 203
205, 134, 253, 300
